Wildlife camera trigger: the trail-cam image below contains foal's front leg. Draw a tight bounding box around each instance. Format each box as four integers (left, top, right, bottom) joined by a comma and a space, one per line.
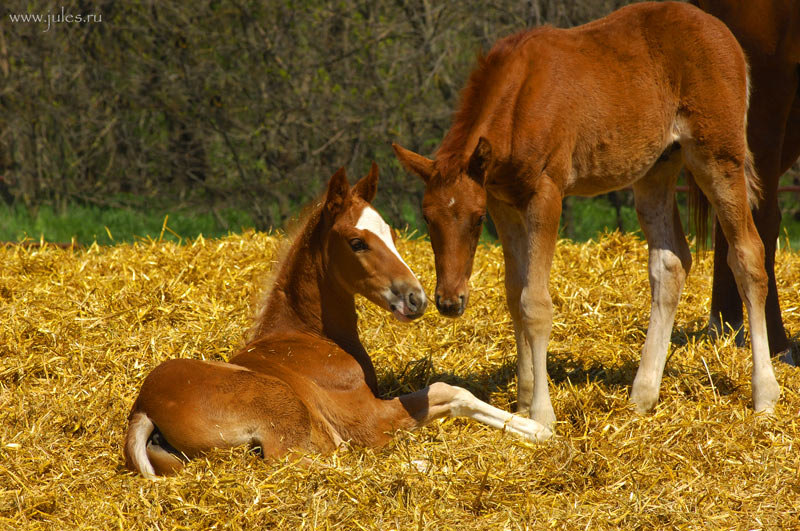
395, 382, 553, 442
516, 178, 562, 427
488, 197, 534, 417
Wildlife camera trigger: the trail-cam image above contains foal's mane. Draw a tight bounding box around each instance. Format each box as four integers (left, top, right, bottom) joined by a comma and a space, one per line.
244, 196, 325, 343
435, 29, 541, 181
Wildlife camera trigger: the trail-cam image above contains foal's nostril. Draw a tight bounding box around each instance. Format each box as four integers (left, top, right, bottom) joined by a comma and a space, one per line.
407, 291, 418, 311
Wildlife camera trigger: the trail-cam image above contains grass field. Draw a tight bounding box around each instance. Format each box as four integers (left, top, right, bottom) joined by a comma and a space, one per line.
1, 231, 799, 529
0, 203, 255, 246
3, 194, 799, 249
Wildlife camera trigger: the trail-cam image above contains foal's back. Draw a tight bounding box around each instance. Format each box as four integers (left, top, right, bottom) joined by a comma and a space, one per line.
483, 2, 746, 196
231, 332, 372, 393
517, 2, 739, 85
131, 358, 334, 458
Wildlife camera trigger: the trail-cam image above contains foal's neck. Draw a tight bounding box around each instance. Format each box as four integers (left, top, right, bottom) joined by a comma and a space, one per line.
253, 213, 362, 355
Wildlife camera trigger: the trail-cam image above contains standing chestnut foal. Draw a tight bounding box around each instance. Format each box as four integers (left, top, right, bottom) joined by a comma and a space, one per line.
393, 2, 780, 428
125, 165, 551, 478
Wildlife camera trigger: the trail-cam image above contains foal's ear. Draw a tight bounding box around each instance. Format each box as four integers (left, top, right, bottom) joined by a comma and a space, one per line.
392, 143, 435, 184
324, 167, 350, 217
353, 161, 379, 203
467, 137, 492, 186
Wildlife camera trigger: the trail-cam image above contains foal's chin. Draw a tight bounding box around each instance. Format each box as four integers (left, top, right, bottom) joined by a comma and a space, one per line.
392, 308, 424, 322
389, 301, 425, 322
436, 302, 465, 318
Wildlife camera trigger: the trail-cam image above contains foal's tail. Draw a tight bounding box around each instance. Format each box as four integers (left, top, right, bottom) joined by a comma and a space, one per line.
743, 150, 762, 209
685, 149, 760, 252
686, 169, 709, 251
125, 412, 186, 479
125, 412, 159, 479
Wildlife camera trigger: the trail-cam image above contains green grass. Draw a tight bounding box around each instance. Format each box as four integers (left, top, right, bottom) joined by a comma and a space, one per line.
0, 203, 255, 245
564, 195, 800, 250
562, 196, 640, 240
1, 196, 798, 250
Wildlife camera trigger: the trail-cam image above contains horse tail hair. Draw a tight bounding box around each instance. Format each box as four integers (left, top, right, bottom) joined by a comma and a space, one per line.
742, 59, 762, 210
743, 146, 762, 210
686, 169, 710, 252
685, 145, 760, 252
124, 412, 158, 479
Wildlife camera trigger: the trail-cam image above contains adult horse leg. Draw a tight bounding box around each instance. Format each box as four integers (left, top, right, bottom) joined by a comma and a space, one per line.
629, 152, 692, 413
488, 196, 534, 415
776, 72, 800, 365
779, 80, 800, 172
685, 148, 780, 413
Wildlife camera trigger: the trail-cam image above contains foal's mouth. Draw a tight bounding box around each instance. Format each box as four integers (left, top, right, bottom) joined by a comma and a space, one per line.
386, 287, 427, 322
391, 306, 424, 322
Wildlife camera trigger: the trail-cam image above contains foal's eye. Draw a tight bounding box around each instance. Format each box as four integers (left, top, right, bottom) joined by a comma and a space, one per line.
422, 214, 430, 225
349, 238, 368, 252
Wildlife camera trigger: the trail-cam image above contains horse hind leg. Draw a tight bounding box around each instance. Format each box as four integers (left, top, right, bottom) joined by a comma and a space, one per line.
146, 426, 188, 475
711, 62, 799, 355
709, 224, 745, 346
684, 144, 780, 413
747, 59, 800, 355
629, 152, 692, 413
776, 77, 800, 364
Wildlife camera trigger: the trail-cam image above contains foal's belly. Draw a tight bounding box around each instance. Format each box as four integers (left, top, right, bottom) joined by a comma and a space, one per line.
565, 131, 675, 197
559, 93, 681, 197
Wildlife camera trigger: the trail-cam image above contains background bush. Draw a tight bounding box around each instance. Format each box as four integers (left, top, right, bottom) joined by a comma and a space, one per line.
1, 0, 798, 241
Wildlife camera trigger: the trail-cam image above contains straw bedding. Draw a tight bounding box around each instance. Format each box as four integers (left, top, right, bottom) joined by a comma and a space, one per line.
1, 231, 799, 530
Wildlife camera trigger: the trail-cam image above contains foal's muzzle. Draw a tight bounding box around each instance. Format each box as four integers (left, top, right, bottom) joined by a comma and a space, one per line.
388, 281, 428, 322
435, 293, 466, 318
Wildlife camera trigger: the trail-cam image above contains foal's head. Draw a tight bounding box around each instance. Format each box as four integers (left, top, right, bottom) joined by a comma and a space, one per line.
321, 163, 427, 321
392, 139, 492, 318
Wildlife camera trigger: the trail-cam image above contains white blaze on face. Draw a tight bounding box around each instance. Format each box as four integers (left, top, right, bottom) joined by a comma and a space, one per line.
354, 205, 413, 274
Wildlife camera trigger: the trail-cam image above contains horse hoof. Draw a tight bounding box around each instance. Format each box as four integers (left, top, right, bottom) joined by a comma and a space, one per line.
778, 345, 799, 367
531, 408, 556, 430
753, 378, 780, 414
629, 382, 659, 414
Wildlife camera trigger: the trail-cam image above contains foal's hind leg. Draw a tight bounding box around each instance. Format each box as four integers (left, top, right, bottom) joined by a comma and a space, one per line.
710, 62, 799, 355
684, 150, 780, 413
629, 153, 692, 413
